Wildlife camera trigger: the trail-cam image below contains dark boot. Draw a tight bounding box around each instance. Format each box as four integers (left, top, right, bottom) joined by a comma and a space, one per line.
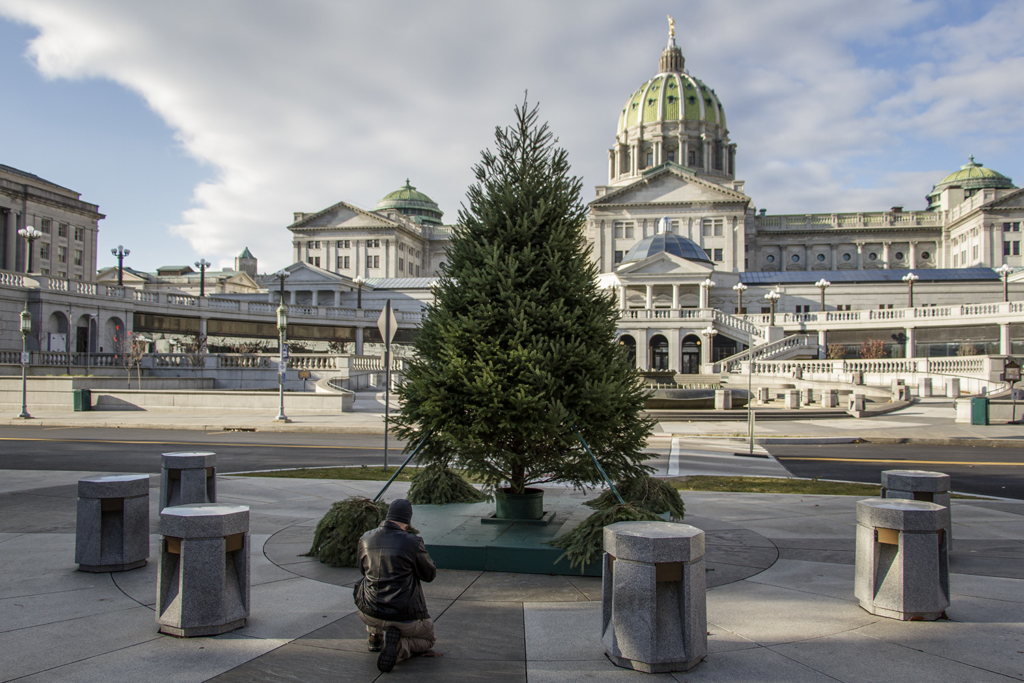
377, 626, 401, 673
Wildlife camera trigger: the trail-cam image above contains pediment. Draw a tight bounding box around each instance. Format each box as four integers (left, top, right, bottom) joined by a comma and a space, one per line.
276, 262, 353, 286
291, 201, 398, 230
592, 167, 749, 208
615, 251, 714, 277
224, 272, 259, 289
986, 187, 1024, 209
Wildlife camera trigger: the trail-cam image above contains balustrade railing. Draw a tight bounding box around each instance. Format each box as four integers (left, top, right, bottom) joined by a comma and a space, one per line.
208, 298, 240, 311
716, 334, 819, 373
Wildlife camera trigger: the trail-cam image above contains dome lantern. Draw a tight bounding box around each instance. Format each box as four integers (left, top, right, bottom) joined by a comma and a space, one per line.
374, 179, 444, 226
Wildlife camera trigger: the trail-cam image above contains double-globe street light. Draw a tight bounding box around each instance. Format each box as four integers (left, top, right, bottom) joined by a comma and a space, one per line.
18, 304, 32, 419
996, 263, 1013, 302
700, 278, 716, 309
353, 275, 366, 309
700, 325, 718, 368
902, 272, 919, 308
194, 258, 211, 297
814, 279, 831, 312
763, 289, 781, 326
274, 269, 290, 423
111, 245, 130, 286
17, 227, 42, 273
732, 282, 747, 315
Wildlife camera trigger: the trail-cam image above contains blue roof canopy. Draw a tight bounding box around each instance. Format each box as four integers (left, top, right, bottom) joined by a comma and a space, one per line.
738, 268, 998, 285
621, 232, 713, 265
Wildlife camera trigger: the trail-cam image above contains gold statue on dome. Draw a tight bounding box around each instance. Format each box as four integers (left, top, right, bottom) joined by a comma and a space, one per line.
668, 15, 675, 37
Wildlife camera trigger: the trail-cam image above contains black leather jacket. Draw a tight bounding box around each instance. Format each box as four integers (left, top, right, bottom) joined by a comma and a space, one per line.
353, 521, 436, 622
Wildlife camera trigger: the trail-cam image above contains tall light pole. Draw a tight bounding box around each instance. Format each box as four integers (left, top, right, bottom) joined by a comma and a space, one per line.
996, 263, 1012, 302
18, 303, 32, 419
902, 272, 919, 308
764, 289, 781, 326
111, 245, 130, 286
700, 277, 716, 309
274, 269, 290, 423
194, 258, 211, 297
732, 282, 747, 315
17, 227, 42, 274
700, 325, 718, 367
814, 278, 831, 312
353, 275, 365, 309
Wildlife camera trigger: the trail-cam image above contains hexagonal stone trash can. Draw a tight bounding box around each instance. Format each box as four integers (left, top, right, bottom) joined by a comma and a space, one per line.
855, 499, 949, 621
881, 470, 951, 549
76, 474, 150, 573
602, 521, 707, 673
157, 504, 250, 637
160, 452, 216, 510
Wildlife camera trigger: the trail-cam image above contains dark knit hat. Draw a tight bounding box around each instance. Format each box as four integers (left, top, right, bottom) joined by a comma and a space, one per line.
386, 498, 413, 525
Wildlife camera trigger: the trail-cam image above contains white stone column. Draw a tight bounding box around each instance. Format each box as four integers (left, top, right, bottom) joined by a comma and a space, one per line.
681, 136, 688, 167
619, 286, 627, 309
636, 330, 650, 370
883, 242, 891, 269
909, 242, 918, 269
671, 284, 680, 310
609, 150, 616, 181
830, 244, 838, 269
355, 327, 364, 355
699, 285, 708, 309
311, 290, 319, 307
1000, 323, 1011, 355
905, 326, 916, 358
856, 243, 864, 270
818, 329, 827, 359
645, 284, 653, 310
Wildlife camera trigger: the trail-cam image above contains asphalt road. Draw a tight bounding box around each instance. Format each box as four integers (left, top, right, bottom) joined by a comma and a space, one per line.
0, 426, 405, 473
767, 442, 1024, 500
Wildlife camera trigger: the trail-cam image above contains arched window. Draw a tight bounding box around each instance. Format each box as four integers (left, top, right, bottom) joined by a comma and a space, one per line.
649, 334, 669, 371
618, 335, 637, 368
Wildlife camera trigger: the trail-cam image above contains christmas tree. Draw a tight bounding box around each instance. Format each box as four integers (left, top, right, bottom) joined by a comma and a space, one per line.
392, 99, 652, 496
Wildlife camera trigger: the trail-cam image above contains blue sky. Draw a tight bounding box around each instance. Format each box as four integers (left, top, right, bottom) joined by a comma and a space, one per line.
0, 0, 1022, 274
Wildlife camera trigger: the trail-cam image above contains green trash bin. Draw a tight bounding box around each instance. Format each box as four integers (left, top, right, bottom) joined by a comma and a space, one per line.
73, 388, 92, 412
970, 397, 989, 426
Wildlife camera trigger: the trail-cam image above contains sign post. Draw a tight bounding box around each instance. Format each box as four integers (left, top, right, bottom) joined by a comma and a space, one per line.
1004, 359, 1021, 424
377, 300, 398, 470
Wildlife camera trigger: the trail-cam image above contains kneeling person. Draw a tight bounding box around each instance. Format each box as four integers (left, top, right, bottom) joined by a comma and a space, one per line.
354, 499, 437, 673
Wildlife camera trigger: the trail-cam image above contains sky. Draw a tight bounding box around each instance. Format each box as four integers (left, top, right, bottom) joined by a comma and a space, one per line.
0, 0, 1022, 274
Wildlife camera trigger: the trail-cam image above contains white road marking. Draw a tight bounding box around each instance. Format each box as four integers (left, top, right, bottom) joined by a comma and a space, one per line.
669, 437, 680, 476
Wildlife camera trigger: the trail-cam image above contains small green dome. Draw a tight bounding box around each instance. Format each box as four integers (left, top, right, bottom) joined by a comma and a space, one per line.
375, 179, 444, 226
618, 72, 725, 135
926, 157, 1014, 209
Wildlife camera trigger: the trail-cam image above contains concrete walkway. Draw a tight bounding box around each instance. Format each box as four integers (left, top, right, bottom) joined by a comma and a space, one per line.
1, 471, 1022, 682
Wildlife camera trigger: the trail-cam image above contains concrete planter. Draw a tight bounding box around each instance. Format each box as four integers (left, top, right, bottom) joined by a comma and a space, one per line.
495, 488, 544, 520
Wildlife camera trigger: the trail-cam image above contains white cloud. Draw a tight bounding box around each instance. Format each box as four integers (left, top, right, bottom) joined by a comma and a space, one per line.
0, 0, 1022, 270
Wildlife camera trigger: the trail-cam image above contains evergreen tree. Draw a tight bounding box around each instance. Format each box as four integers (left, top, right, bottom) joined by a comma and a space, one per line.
392, 99, 652, 495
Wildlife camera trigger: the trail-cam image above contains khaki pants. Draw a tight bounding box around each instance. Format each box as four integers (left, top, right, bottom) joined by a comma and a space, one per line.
358, 612, 435, 662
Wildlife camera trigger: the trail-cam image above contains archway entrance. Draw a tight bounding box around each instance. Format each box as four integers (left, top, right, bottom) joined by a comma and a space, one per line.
681, 334, 701, 374
649, 334, 669, 371
618, 334, 636, 368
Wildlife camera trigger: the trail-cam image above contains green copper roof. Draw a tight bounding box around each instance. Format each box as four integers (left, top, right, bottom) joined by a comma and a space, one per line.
238, 247, 255, 259
926, 157, 1015, 206
374, 179, 444, 226
618, 72, 725, 136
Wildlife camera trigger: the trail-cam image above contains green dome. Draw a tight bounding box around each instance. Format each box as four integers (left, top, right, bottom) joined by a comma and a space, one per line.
926, 157, 1014, 208
375, 179, 444, 226
617, 72, 725, 135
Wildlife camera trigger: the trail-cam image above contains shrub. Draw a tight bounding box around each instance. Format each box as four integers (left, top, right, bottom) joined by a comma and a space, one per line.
585, 475, 684, 521
407, 464, 489, 505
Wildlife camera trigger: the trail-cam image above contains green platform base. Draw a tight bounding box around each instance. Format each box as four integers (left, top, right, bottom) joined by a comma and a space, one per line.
480, 511, 557, 526
411, 493, 602, 577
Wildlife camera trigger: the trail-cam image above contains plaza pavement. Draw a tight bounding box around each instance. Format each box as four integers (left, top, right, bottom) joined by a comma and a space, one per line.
1, 470, 1022, 683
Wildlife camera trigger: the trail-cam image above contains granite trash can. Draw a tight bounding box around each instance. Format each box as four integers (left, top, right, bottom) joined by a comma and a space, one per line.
157, 503, 250, 637
882, 470, 951, 549
76, 474, 150, 573
602, 521, 707, 673
801, 388, 814, 405
757, 387, 770, 404
849, 393, 866, 412
784, 389, 800, 409
160, 452, 216, 510
821, 389, 839, 408
946, 378, 960, 398
855, 498, 949, 621
918, 377, 933, 398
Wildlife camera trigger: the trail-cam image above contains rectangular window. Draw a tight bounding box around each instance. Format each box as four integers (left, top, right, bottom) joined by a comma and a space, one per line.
40, 243, 50, 260
1012, 241, 1021, 256
1006, 242, 1013, 256
645, 152, 653, 167
366, 255, 380, 269
74, 227, 84, 241
41, 218, 51, 234
336, 240, 350, 249
415, 265, 420, 276
73, 249, 82, 266
713, 248, 723, 261
57, 245, 67, 263
1004, 222, 1021, 232
58, 223, 68, 238
337, 256, 349, 269
701, 218, 723, 237
366, 239, 380, 248
688, 151, 696, 166
614, 251, 623, 264
667, 151, 675, 162
761, 307, 770, 314
973, 245, 978, 260
703, 248, 713, 259
615, 225, 623, 239
307, 240, 314, 249
625, 225, 634, 239
398, 258, 404, 272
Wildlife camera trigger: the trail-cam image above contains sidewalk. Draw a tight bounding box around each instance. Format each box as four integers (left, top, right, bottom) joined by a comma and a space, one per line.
1, 471, 1021, 682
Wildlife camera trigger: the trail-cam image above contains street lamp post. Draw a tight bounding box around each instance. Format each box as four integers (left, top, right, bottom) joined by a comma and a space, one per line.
902, 272, 919, 308
764, 289, 781, 326
732, 282, 747, 315
700, 278, 716, 309
17, 227, 42, 273
111, 245, 130, 286
996, 263, 1012, 302
194, 258, 211, 297
353, 275, 365, 309
814, 279, 831, 312
700, 325, 719, 368
18, 304, 32, 419
274, 269, 290, 423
